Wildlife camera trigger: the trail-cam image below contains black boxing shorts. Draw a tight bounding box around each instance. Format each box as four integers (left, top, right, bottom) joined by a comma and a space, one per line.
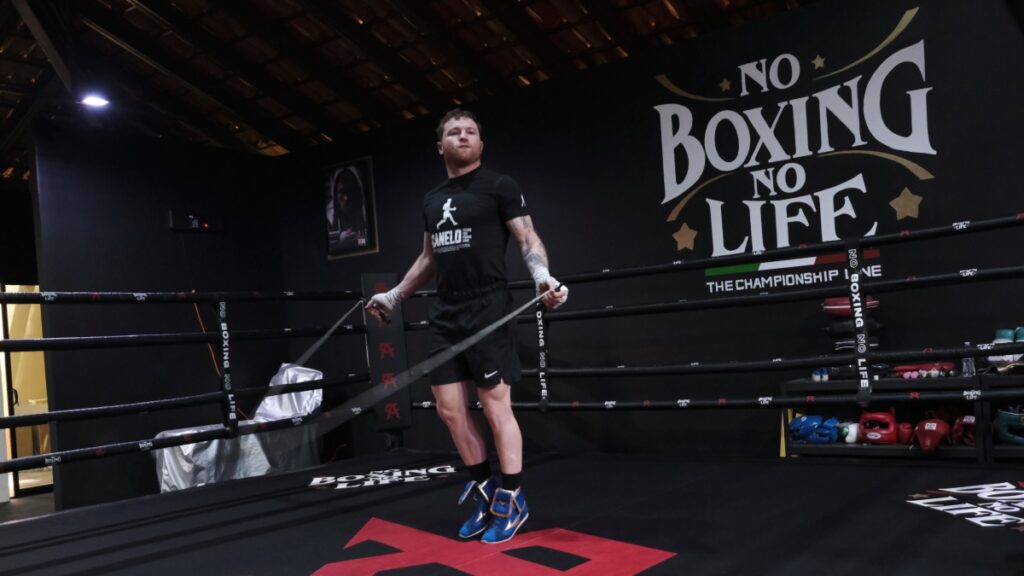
427, 284, 521, 387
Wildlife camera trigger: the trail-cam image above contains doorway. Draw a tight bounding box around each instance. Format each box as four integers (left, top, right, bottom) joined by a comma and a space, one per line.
1, 283, 53, 497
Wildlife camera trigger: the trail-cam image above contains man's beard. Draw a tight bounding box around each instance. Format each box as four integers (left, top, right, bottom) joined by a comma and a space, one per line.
447, 145, 481, 166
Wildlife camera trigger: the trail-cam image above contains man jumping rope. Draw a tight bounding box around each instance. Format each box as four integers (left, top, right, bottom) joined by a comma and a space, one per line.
367, 109, 568, 544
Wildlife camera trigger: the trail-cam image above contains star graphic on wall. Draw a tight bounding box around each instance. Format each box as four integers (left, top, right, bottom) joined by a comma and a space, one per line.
812, 54, 826, 69
907, 493, 932, 499
890, 187, 923, 220
672, 223, 697, 251
719, 77, 731, 92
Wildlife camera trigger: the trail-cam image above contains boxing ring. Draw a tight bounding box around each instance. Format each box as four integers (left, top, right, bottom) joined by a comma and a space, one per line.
2, 213, 1024, 575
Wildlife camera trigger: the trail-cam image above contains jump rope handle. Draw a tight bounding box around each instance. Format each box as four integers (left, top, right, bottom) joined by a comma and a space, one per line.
371, 303, 392, 324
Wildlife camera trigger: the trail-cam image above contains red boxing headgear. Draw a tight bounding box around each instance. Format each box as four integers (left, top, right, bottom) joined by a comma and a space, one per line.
860, 410, 898, 444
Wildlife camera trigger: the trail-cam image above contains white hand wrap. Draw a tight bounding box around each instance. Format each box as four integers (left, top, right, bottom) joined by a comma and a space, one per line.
369, 287, 405, 313
530, 266, 551, 288
534, 271, 568, 309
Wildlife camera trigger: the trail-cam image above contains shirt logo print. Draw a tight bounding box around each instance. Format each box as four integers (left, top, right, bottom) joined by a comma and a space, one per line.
437, 198, 458, 229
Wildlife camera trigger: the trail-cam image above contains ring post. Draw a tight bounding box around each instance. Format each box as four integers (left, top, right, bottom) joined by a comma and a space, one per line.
361, 274, 412, 448
535, 302, 549, 412
217, 301, 238, 436
844, 241, 874, 407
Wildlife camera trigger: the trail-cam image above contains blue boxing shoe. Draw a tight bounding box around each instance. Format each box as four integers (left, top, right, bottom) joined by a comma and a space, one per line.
457, 477, 497, 539
481, 487, 529, 544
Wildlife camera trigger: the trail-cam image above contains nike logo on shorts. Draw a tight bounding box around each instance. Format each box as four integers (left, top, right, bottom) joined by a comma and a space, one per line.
484, 370, 499, 379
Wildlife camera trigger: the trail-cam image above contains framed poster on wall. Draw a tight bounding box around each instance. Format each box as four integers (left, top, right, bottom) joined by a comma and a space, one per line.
325, 157, 378, 259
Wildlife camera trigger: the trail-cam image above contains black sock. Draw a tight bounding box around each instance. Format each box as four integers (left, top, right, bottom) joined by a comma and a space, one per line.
466, 460, 491, 483
501, 472, 521, 492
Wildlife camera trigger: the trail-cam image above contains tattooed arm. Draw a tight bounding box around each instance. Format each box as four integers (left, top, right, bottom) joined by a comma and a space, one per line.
507, 215, 568, 308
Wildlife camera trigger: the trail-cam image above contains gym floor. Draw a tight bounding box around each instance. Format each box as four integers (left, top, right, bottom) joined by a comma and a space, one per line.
0, 451, 1021, 575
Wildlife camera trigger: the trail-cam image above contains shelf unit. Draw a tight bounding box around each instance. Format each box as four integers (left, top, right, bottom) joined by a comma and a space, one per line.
981, 374, 1024, 462
780, 375, 985, 462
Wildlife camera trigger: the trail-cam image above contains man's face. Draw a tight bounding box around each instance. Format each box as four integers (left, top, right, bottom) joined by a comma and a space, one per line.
334, 183, 347, 207
437, 117, 483, 167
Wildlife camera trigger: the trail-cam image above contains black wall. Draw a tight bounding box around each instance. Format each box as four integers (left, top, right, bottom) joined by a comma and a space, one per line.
33, 120, 289, 509
280, 0, 1024, 460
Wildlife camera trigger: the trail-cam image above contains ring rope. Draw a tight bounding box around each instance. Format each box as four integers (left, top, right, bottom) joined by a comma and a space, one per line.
4, 214, 1022, 473
0, 427, 232, 474
3, 214, 1020, 305
0, 288, 558, 473
0, 324, 367, 353
0, 289, 362, 305
388, 262, 1024, 329
525, 342, 1024, 378
406, 386, 1024, 411
7, 340, 1017, 429
0, 374, 371, 430
6, 382, 1020, 474
406, 212, 1024, 294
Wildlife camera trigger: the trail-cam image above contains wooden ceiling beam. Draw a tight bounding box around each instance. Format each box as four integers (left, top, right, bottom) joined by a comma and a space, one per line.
0, 69, 55, 155
0, 54, 50, 67
679, 0, 732, 32
10, 0, 76, 92
0, 1, 26, 40
473, 0, 575, 76
576, 0, 648, 57
217, 0, 394, 126
387, 0, 505, 94
304, 0, 450, 113
78, 4, 308, 152
85, 57, 259, 154
0, 80, 46, 97
125, 0, 349, 139
126, 92, 260, 154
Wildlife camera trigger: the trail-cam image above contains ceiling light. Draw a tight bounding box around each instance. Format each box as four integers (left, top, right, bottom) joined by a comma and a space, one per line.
81, 94, 110, 108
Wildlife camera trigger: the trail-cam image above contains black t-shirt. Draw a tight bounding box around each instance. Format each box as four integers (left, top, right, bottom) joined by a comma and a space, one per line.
423, 166, 529, 296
